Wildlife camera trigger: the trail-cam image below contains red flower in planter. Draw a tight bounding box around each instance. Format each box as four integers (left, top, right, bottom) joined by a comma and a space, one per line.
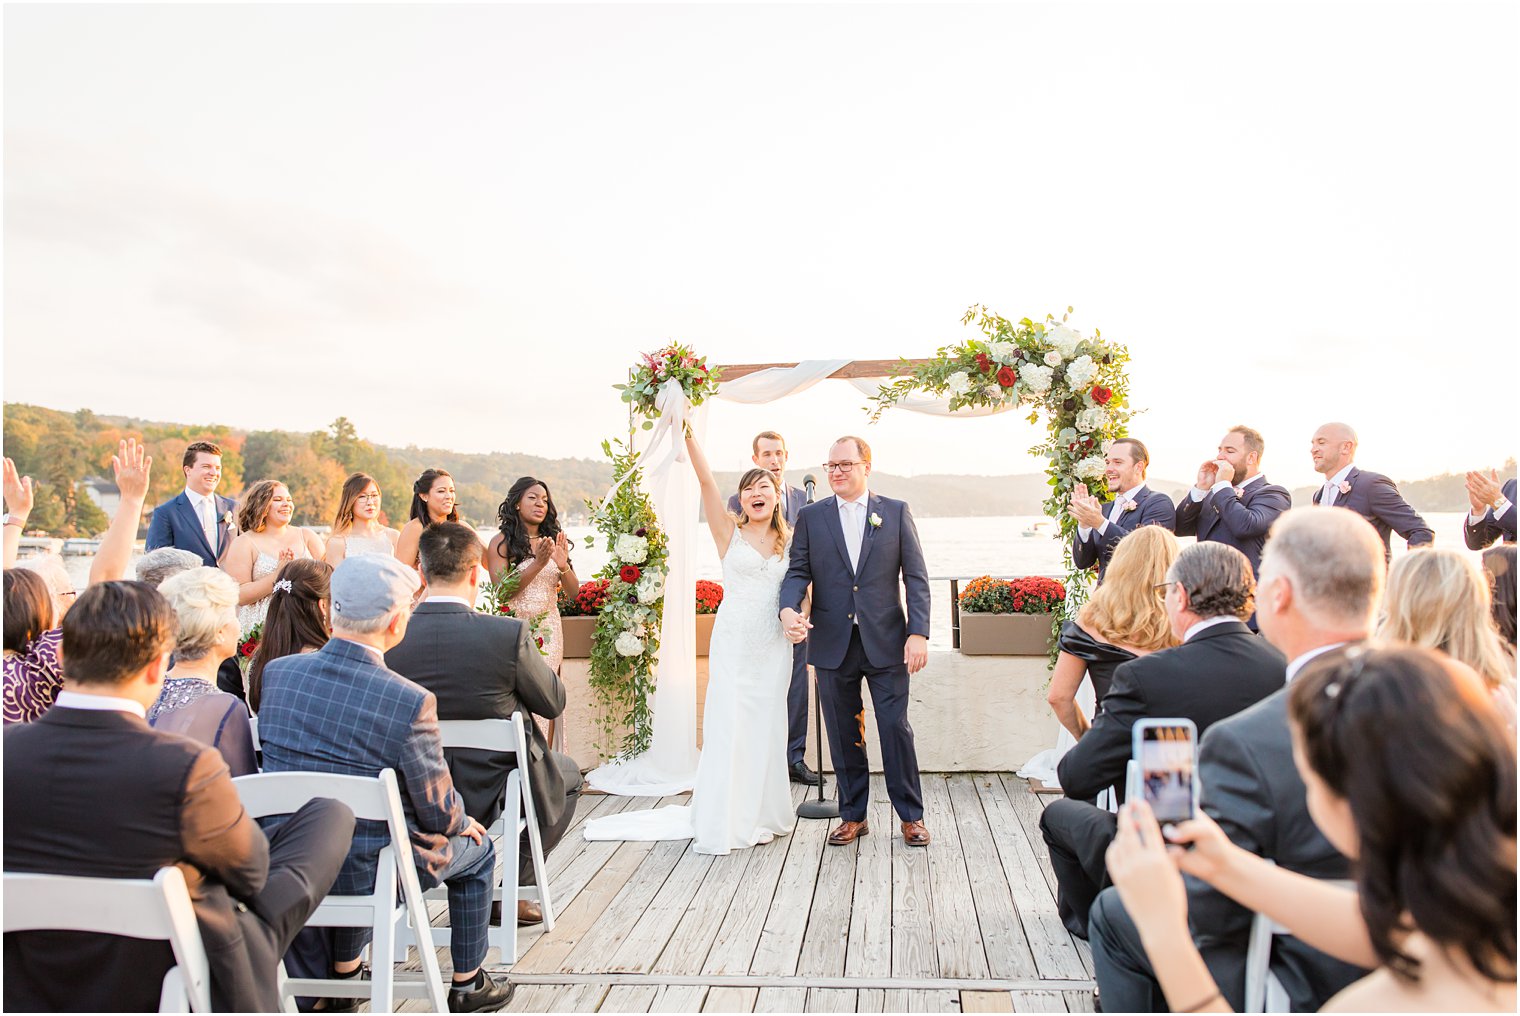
695, 580, 724, 614
620, 564, 641, 584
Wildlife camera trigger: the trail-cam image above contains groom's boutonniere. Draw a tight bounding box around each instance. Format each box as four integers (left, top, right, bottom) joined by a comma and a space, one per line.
1122, 500, 1138, 513
222, 510, 236, 531
868, 512, 883, 529
1338, 481, 1352, 495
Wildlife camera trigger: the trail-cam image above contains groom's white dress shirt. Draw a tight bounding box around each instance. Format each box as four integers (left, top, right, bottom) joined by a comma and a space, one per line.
1078, 484, 1144, 541
186, 487, 219, 550
1318, 465, 1354, 507
837, 490, 870, 573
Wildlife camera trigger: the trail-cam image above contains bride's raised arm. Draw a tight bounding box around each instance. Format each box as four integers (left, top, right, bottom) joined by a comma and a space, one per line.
686, 432, 737, 556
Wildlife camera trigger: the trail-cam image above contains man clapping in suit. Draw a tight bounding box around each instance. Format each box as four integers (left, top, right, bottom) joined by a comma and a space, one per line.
386, 522, 581, 928
1308, 422, 1433, 559
1070, 438, 1175, 584
1174, 426, 1291, 577
1463, 469, 1516, 549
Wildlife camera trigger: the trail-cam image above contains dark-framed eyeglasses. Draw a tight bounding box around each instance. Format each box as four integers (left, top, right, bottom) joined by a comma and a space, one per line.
823, 461, 864, 474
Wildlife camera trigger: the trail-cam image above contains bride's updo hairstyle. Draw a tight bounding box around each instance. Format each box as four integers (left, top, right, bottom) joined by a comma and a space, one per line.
1289, 646, 1516, 985
733, 468, 791, 555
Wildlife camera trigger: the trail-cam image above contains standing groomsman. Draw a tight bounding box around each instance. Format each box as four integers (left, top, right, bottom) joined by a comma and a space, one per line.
727, 430, 820, 786
1463, 468, 1516, 549
146, 440, 242, 697
1308, 422, 1433, 560
1174, 425, 1291, 577
1069, 438, 1175, 584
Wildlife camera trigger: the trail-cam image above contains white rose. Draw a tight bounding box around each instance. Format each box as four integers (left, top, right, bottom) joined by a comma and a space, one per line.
1022, 364, 1054, 394
1065, 354, 1096, 388
614, 631, 644, 657
982, 384, 1003, 400
1058, 427, 1078, 445
1075, 455, 1107, 480
613, 533, 649, 564
946, 370, 972, 396
1043, 350, 1063, 368
987, 340, 1016, 362
1076, 406, 1109, 433
636, 572, 665, 605
1047, 324, 1083, 359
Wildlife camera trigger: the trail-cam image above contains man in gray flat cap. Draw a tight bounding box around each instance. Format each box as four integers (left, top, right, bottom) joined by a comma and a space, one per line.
258, 555, 516, 1013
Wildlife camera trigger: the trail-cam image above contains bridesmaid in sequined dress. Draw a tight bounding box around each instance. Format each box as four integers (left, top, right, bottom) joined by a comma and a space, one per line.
487, 477, 579, 749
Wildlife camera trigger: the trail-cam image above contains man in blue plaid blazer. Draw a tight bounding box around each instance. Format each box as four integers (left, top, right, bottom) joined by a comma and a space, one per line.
259, 555, 515, 1013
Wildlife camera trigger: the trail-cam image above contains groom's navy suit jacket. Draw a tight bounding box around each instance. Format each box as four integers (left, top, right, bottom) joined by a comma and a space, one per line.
780, 493, 931, 671
1464, 477, 1517, 550
1309, 465, 1433, 561
146, 490, 237, 566
1071, 486, 1175, 584
1173, 476, 1292, 576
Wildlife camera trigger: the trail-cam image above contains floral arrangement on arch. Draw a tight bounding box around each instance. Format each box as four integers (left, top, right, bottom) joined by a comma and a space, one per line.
583, 438, 669, 759
958, 576, 1067, 615
869, 306, 1134, 660
476, 567, 549, 656
615, 342, 723, 428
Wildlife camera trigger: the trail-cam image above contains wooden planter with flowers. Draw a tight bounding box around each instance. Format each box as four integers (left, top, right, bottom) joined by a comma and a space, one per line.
956, 576, 1064, 656
559, 579, 722, 659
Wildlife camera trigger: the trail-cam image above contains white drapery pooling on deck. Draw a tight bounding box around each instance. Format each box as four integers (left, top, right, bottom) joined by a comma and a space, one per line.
586, 360, 1028, 797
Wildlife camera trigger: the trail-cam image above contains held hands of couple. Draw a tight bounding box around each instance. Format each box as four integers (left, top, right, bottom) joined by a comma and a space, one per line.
779, 607, 811, 645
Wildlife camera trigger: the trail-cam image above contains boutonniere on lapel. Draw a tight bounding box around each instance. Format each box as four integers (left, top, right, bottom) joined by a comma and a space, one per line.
868, 512, 883, 529
1122, 501, 1138, 513
1338, 481, 1352, 495
222, 510, 237, 533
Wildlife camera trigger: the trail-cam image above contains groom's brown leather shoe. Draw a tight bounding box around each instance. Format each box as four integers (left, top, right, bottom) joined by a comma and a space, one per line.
902, 820, 931, 847
828, 820, 869, 846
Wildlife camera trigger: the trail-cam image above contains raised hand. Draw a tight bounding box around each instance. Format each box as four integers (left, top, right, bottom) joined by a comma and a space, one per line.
3, 458, 35, 518
1195, 460, 1218, 489
532, 535, 554, 564
550, 531, 571, 569
1073, 482, 1089, 501
1212, 458, 1236, 486
1468, 469, 1503, 510
1069, 492, 1106, 530
111, 438, 152, 502
278, 546, 297, 564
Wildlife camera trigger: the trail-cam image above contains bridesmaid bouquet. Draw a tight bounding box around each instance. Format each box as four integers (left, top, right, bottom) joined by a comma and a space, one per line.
236, 622, 263, 675
476, 566, 549, 656
616, 342, 722, 428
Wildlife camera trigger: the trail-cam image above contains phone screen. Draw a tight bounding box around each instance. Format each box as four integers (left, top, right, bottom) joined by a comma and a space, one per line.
1139, 723, 1195, 823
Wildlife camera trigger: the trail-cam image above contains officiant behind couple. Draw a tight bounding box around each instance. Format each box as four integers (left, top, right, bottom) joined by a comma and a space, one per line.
585, 433, 932, 854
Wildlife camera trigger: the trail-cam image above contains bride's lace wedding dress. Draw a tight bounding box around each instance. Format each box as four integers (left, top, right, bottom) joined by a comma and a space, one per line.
584, 529, 794, 854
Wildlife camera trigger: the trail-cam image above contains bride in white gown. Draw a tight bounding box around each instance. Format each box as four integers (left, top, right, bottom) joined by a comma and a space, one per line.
584, 432, 795, 854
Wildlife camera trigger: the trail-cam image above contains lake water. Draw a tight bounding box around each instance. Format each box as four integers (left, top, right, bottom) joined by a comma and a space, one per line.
53, 512, 1482, 650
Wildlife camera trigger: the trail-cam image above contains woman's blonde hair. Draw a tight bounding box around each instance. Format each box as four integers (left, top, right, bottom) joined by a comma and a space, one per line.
1077, 525, 1181, 652
158, 567, 239, 661
733, 468, 791, 557
1380, 548, 1515, 691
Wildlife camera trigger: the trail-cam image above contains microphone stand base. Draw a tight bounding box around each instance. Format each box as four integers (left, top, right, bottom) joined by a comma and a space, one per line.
797, 798, 840, 820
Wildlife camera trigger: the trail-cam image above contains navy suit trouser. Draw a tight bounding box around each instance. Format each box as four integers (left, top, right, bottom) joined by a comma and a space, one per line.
787, 641, 809, 765
817, 627, 923, 824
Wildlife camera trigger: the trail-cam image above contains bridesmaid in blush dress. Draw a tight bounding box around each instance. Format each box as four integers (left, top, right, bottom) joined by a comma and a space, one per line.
486, 477, 579, 747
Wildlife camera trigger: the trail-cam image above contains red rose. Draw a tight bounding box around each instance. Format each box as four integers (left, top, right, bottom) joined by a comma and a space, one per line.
1091, 385, 1113, 405
974, 352, 992, 374
620, 564, 641, 584
535, 635, 545, 649
996, 366, 1017, 388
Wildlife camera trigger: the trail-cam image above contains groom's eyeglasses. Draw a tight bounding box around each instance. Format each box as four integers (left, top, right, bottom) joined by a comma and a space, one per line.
823, 461, 864, 474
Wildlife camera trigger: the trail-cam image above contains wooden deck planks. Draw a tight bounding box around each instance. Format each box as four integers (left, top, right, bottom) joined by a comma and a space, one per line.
806, 987, 859, 1012
749, 803, 833, 976
1009, 989, 1069, 1012
753, 986, 808, 1012
882, 988, 960, 1012
561, 837, 688, 972
513, 834, 662, 974
890, 800, 938, 978
605, 846, 716, 972
921, 776, 991, 979
960, 989, 1015, 1012
650, 985, 709, 1012
650, 848, 754, 975
600, 984, 661, 1012
844, 777, 895, 979
698, 788, 806, 976
701, 986, 758, 1012
948, 776, 1041, 980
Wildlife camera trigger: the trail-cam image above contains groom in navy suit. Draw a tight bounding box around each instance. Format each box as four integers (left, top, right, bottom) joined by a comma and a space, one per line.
1174, 425, 1291, 577
1308, 422, 1433, 560
780, 436, 932, 847
146, 440, 241, 697
727, 431, 819, 786
1069, 438, 1175, 584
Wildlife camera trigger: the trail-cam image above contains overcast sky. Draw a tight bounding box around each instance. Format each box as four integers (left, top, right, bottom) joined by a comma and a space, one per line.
4, 2, 1515, 488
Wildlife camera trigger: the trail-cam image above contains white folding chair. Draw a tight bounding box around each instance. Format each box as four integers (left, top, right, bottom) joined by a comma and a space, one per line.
248, 714, 261, 754
4, 866, 212, 1013
398, 713, 554, 964
232, 768, 448, 1014
1243, 873, 1356, 1013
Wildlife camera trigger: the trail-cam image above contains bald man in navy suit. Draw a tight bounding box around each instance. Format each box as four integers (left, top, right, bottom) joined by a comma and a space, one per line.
1308, 423, 1432, 561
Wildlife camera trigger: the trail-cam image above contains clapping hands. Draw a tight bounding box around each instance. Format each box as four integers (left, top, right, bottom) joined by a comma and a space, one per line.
532, 536, 555, 565
550, 531, 571, 570
1069, 481, 1106, 530
1467, 469, 1503, 514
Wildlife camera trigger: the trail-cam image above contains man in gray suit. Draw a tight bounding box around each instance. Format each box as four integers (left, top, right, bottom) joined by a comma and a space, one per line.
1086, 508, 1382, 1012
386, 522, 581, 928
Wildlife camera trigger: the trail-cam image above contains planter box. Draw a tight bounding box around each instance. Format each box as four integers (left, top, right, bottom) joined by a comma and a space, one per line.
560, 613, 717, 660
959, 611, 1057, 656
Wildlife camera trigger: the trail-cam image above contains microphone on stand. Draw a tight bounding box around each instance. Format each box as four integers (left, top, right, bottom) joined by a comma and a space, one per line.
794, 471, 838, 820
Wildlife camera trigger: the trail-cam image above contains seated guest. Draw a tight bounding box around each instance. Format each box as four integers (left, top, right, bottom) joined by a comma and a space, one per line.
3, 441, 153, 723
3, 581, 353, 1013
1173, 425, 1291, 578
135, 546, 203, 588
1086, 508, 1384, 1012
246, 558, 332, 714
151, 568, 258, 776
1069, 438, 1176, 584
1047, 525, 1180, 740
1483, 545, 1517, 655
387, 522, 581, 928
257, 555, 515, 1012
1308, 422, 1433, 559
1106, 646, 1516, 1013
1380, 548, 1516, 727
1041, 542, 1285, 937
1465, 469, 1517, 550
